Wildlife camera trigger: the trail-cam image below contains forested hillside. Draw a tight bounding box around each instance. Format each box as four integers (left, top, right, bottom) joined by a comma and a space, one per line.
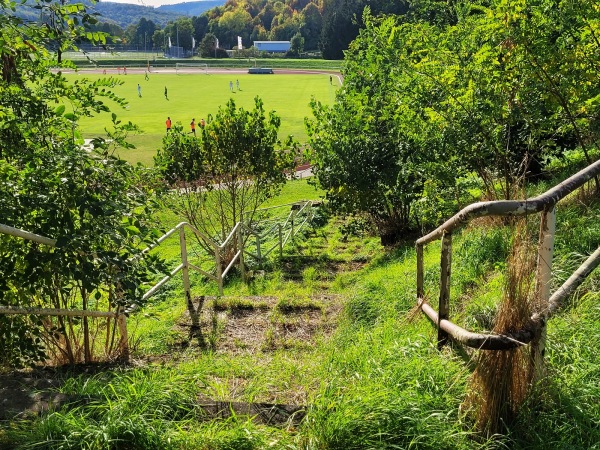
12, 0, 183, 29
157, 0, 226, 16
89, 1, 184, 28
12, 0, 465, 58
187, 0, 466, 59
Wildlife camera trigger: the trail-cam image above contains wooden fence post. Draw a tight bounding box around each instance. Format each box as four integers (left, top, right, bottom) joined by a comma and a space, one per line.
179, 226, 192, 306
238, 224, 246, 282
278, 224, 283, 258
117, 307, 129, 362
256, 232, 263, 268
438, 231, 452, 349
416, 243, 424, 301
291, 209, 296, 239
216, 245, 223, 295
532, 207, 555, 381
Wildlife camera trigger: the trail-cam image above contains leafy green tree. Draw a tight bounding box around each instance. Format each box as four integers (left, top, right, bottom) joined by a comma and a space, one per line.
257, 3, 277, 30
164, 17, 194, 50
38, 0, 106, 63
498, 0, 600, 175
0, 0, 164, 366
251, 24, 270, 42
288, 32, 304, 56
155, 97, 297, 253
153, 29, 166, 52
309, 0, 600, 244
218, 9, 253, 49
319, 0, 408, 59
199, 32, 218, 57
379, 0, 600, 198
307, 11, 459, 242
134, 17, 157, 47
271, 20, 300, 41
300, 2, 322, 50
193, 14, 209, 45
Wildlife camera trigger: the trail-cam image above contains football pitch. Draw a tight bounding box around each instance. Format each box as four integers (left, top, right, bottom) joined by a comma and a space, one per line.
67, 70, 339, 166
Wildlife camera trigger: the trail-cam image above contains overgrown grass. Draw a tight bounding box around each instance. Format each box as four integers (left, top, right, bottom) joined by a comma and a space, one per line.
5, 180, 600, 449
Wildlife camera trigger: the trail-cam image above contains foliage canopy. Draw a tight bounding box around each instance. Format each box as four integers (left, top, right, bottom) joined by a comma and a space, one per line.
155, 97, 296, 251
0, 0, 165, 366
308, 0, 600, 241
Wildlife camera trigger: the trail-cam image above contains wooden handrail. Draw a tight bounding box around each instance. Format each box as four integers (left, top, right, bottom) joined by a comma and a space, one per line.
417, 157, 600, 246
416, 158, 600, 350
0, 223, 56, 247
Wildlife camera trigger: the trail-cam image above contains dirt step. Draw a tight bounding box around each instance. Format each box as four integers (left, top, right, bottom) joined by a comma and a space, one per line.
198, 395, 305, 426
0, 375, 305, 427
0, 377, 70, 419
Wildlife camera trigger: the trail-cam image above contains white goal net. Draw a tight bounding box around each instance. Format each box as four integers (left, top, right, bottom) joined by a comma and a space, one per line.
175, 63, 209, 75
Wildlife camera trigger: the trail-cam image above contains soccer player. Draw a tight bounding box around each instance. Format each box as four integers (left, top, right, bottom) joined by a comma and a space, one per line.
137, 84, 142, 97
166, 117, 172, 133
229, 81, 233, 91
190, 118, 196, 135
200, 118, 205, 129
164, 86, 168, 100
236, 79, 240, 90
145, 71, 149, 81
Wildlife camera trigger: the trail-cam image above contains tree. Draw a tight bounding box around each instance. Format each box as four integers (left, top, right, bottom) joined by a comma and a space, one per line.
218, 9, 253, 49
376, 0, 600, 199
300, 2, 322, 51
271, 20, 300, 41
193, 14, 209, 45
135, 18, 157, 48
288, 32, 304, 56
164, 18, 194, 51
319, 0, 407, 59
307, 11, 459, 242
153, 29, 166, 52
199, 32, 218, 57
38, 0, 101, 63
309, 1, 600, 243
257, 3, 276, 30
155, 97, 297, 255
251, 24, 269, 42
0, 0, 164, 366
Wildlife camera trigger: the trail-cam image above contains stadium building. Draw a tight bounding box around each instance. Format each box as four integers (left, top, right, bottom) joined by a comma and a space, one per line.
253, 41, 291, 53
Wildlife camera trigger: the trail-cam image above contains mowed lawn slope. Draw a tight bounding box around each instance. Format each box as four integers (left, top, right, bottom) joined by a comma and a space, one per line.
67, 71, 337, 165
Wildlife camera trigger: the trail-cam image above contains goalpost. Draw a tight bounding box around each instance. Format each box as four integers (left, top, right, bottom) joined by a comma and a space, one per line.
175, 63, 209, 75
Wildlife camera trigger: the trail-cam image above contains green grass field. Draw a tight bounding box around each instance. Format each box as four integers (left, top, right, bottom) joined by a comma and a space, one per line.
67, 71, 338, 165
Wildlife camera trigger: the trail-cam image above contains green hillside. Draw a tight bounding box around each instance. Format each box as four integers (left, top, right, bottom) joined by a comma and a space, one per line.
156, 0, 226, 16
11, 0, 184, 29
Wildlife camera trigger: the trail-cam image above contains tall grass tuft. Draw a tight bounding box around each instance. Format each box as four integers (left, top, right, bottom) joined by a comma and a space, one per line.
464, 220, 537, 436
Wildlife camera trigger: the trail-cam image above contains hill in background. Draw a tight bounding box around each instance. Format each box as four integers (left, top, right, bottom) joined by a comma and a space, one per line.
91, 1, 184, 28
12, 0, 188, 29
156, 1, 226, 16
